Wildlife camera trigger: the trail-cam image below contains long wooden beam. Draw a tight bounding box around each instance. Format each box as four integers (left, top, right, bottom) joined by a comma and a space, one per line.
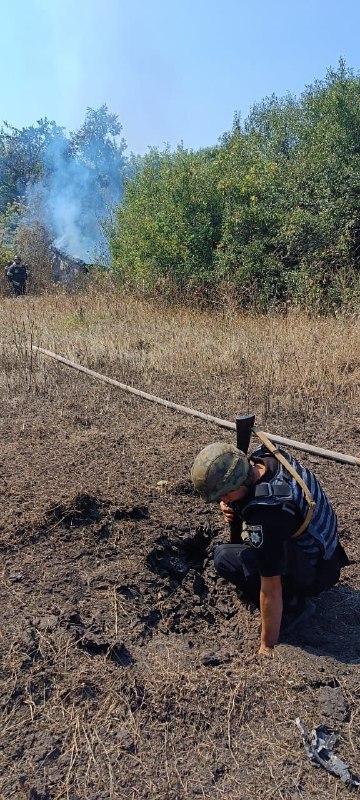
32, 345, 360, 467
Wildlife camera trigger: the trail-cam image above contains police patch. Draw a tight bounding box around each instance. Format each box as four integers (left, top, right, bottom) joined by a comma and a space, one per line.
241, 522, 263, 548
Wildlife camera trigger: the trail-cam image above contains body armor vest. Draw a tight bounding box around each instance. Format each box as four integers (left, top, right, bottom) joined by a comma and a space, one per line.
7, 265, 27, 285
241, 446, 338, 561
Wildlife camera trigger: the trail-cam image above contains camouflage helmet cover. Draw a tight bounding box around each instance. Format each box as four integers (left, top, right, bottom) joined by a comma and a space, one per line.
191, 441, 250, 503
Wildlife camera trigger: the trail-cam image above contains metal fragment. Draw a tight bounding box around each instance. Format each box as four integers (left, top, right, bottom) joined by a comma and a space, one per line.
295, 717, 360, 787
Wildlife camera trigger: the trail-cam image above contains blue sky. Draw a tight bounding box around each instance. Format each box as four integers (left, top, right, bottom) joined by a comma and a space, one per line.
2, 0, 360, 154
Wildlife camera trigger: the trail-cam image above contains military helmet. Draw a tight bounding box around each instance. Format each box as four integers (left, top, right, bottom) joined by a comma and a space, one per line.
14, 255, 21, 263
191, 441, 250, 503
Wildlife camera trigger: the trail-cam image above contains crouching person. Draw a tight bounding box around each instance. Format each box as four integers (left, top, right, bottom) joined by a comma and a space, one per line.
191, 441, 349, 656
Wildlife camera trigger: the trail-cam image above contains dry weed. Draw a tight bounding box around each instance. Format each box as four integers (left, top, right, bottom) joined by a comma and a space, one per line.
1, 287, 359, 419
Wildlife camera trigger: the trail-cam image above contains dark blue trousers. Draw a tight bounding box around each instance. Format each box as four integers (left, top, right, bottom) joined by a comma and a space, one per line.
213, 542, 345, 608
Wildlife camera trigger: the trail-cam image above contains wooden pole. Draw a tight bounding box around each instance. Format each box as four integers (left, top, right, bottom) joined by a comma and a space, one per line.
32, 345, 360, 467
254, 429, 360, 467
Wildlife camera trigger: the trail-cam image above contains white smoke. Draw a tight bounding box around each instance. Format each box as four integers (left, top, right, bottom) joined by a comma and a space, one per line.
25, 111, 126, 263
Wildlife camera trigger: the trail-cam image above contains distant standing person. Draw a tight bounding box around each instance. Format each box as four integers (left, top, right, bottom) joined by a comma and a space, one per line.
5, 256, 29, 296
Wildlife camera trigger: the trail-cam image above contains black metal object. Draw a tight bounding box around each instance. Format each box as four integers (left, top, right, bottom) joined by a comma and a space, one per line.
236, 414, 255, 453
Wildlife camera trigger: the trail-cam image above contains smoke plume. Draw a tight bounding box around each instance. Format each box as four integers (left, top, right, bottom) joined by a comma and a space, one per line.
26, 106, 127, 263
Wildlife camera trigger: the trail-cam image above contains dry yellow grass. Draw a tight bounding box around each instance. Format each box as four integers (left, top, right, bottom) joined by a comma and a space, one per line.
1, 286, 359, 417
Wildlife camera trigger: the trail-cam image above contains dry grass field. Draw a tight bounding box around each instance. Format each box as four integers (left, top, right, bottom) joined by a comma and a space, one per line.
0, 286, 359, 800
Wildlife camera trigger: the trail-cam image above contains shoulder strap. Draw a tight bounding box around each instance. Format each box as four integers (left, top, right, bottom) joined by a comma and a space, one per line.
253, 430, 316, 538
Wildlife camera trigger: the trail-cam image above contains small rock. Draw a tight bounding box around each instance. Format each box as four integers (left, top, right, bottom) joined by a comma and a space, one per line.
319, 686, 349, 723
9, 573, 22, 582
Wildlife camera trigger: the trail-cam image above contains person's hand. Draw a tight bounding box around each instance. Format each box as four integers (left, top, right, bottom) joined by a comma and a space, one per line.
258, 643, 275, 657
219, 500, 234, 524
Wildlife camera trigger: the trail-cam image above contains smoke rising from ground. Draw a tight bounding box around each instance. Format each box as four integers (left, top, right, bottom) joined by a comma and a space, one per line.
23, 106, 128, 263
44, 143, 106, 262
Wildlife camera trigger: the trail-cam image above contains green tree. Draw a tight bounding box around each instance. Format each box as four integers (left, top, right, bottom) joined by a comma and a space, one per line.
215, 118, 288, 306
0, 118, 66, 212
216, 62, 360, 309
69, 104, 127, 194
111, 145, 223, 292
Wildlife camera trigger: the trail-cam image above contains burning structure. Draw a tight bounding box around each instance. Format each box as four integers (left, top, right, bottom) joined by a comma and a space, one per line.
50, 245, 90, 284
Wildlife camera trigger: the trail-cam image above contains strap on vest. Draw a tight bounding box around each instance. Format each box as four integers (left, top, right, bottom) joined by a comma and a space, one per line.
253, 430, 316, 538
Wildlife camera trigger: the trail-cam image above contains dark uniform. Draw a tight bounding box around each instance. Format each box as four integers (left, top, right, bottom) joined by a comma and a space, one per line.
214, 446, 349, 610
5, 258, 28, 296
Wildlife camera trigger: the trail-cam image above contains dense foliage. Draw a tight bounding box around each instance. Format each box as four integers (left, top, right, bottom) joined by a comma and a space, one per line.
111, 62, 360, 311
110, 146, 222, 293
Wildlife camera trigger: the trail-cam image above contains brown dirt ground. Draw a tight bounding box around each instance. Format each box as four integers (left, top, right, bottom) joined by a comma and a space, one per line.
1, 360, 359, 800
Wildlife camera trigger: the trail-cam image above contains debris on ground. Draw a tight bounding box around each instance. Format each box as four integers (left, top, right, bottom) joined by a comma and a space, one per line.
295, 717, 360, 787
